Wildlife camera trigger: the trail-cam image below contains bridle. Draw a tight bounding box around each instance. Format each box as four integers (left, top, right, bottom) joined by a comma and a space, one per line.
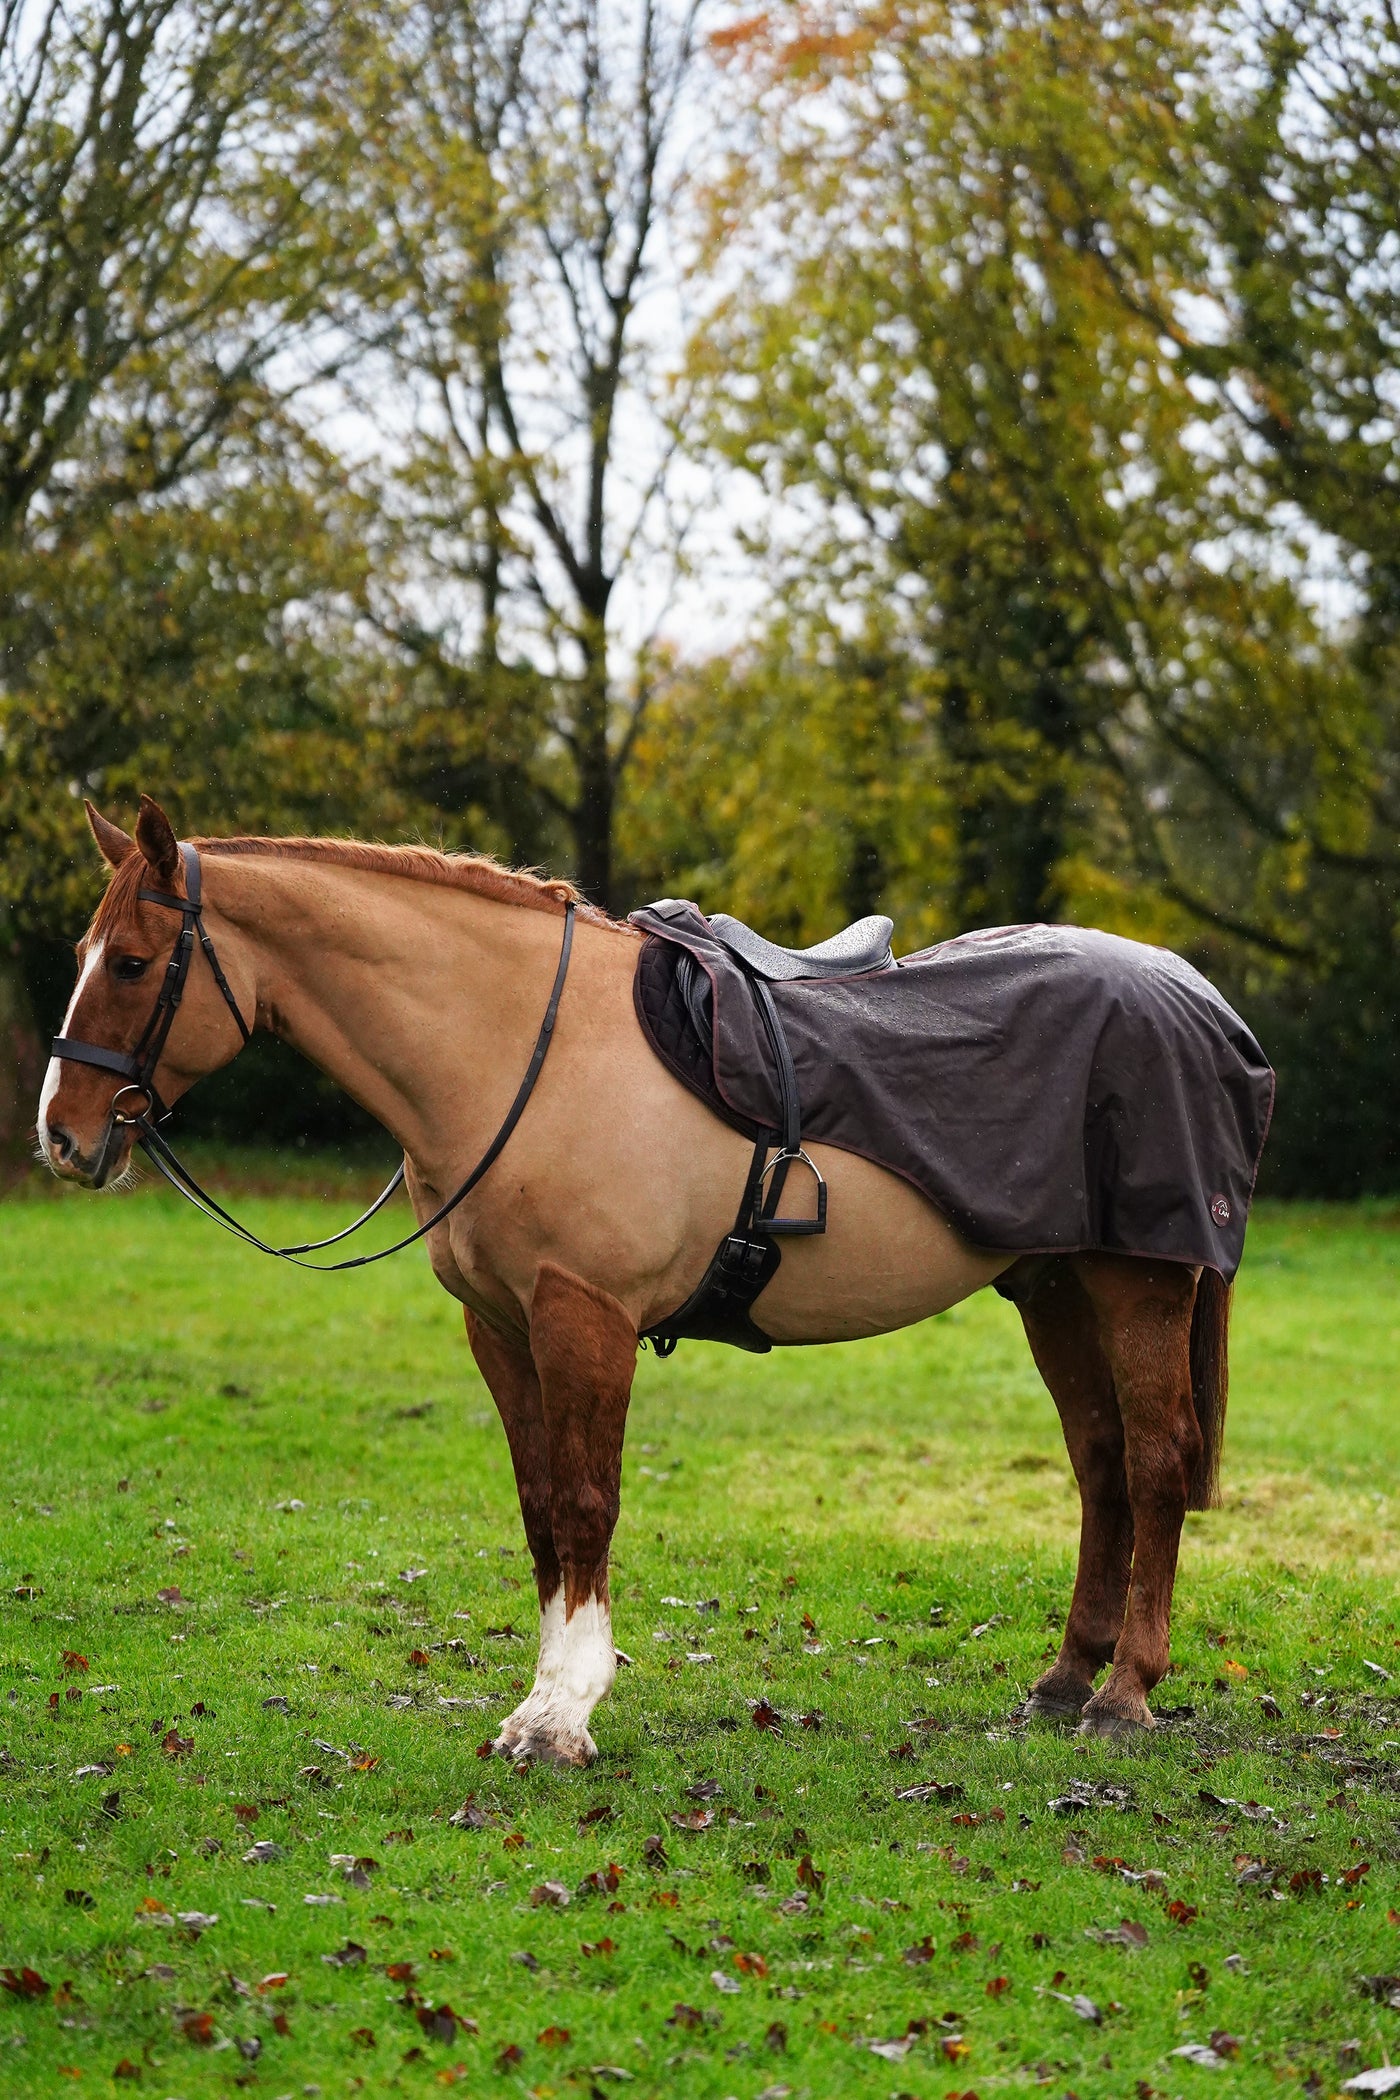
54, 844, 250, 1125
50, 842, 577, 1272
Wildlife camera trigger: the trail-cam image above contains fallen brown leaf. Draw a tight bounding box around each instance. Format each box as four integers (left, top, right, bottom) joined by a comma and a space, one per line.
0, 1968, 48, 1999
668, 1808, 714, 1834
796, 1853, 825, 1894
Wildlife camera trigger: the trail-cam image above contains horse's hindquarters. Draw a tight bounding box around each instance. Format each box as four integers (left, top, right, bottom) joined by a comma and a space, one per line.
746, 1143, 1014, 1344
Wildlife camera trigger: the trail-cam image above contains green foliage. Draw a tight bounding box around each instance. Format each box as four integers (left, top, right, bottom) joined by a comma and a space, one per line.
0, 460, 395, 952
698, 0, 1229, 927
2, 1189, 1400, 2089
620, 632, 957, 943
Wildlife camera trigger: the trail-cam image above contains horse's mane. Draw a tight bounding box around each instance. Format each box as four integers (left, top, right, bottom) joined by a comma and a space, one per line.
91, 834, 616, 943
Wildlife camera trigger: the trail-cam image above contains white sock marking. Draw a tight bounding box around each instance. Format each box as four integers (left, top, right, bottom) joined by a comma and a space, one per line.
498, 1589, 616, 1754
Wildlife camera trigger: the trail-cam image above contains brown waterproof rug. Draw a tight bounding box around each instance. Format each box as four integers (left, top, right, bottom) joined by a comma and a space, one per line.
631, 900, 1274, 1281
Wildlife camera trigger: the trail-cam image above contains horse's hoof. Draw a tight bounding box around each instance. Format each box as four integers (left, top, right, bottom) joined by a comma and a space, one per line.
493, 1724, 597, 1768
1078, 1700, 1154, 1738
1021, 1677, 1093, 1720
536, 1734, 597, 1769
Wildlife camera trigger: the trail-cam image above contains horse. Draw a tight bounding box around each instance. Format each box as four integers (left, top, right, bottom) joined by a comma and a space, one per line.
38, 793, 1245, 1765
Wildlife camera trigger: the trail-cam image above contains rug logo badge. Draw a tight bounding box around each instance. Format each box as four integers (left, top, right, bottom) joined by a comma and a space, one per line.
1210, 1193, 1231, 1226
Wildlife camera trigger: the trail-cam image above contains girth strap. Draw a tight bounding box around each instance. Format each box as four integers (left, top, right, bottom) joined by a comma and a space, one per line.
641, 945, 826, 1357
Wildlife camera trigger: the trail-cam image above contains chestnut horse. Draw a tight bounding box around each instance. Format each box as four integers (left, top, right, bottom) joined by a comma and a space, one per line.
38, 796, 1230, 1763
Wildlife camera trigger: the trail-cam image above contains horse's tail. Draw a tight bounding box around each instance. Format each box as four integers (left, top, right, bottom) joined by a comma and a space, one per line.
1187, 1267, 1231, 1512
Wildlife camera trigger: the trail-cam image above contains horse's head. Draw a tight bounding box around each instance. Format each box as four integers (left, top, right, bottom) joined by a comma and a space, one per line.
38, 796, 254, 1186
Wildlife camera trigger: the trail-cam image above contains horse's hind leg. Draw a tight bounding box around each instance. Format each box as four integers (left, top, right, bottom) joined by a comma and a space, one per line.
1019, 1264, 1133, 1718
1073, 1255, 1200, 1737
464, 1313, 567, 1760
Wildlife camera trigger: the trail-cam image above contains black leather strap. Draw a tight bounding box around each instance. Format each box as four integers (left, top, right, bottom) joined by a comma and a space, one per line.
644, 1132, 780, 1356
136, 847, 252, 1048
49, 1039, 140, 1080
134, 901, 576, 1271
748, 973, 826, 1237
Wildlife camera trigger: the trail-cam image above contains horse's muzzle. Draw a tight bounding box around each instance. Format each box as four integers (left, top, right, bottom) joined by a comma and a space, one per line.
44, 1114, 133, 1189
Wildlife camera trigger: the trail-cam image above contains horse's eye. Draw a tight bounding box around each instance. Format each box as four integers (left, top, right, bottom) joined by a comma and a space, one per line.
112, 955, 150, 983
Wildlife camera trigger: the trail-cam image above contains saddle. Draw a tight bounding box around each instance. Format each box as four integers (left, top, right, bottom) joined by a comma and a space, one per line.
633, 902, 896, 1355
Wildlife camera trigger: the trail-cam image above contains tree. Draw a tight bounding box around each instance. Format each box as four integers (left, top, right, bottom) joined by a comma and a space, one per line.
693, 0, 1400, 1188
0, 435, 397, 968
0, 0, 376, 1159
334, 0, 705, 906
695, 0, 1235, 930
0, 0, 367, 547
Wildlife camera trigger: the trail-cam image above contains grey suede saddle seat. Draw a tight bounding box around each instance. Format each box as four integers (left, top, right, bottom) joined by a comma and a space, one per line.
665, 910, 896, 1056
705, 911, 894, 980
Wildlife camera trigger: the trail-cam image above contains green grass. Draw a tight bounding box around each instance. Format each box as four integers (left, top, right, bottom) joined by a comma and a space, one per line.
4, 1182, 1400, 2097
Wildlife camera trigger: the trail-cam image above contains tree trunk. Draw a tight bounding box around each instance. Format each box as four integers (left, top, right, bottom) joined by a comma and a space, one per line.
570, 615, 615, 908
0, 924, 43, 1186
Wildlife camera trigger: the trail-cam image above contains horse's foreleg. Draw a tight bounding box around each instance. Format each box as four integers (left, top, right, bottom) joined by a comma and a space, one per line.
464, 1314, 568, 1758
1019, 1265, 1132, 1719
1072, 1257, 1200, 1737
515, 1262, 637, 1768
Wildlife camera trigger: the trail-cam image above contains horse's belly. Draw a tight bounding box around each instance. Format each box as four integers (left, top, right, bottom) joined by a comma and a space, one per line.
749, 1144, 1015, 1344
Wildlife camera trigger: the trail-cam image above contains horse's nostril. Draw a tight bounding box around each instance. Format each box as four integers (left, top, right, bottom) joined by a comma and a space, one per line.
47, 1122, 74, 1164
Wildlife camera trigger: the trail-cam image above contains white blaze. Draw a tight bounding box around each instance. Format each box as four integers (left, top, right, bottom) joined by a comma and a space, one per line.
37, 940, 104, 1165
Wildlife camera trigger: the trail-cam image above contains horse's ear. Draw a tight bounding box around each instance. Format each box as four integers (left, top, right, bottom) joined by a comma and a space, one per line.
85, 800, 136, 868
134, 794, 181, 886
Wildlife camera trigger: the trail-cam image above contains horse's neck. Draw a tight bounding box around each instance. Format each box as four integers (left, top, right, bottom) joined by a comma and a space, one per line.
203, 855, 565, 1173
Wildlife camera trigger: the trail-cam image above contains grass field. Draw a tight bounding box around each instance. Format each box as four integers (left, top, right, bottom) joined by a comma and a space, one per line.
4, 1177, 1400, 2098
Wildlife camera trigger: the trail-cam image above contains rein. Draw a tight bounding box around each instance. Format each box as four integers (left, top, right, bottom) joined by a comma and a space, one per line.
52, 843, 577, 1272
